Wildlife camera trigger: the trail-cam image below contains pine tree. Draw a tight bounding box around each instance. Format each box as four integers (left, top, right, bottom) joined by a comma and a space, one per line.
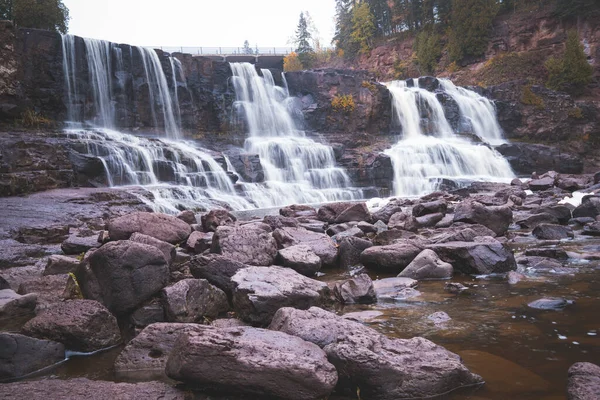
243, 40, 252, 55
351, 2, 376, 55
447, 0, 498, 62
546, 30, 594, 94
0, 0, 13, 20
334, 0, 357, 56
295, 12, 313, 54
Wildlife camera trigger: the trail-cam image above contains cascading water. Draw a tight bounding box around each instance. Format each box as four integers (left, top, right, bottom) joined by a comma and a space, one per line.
230, 63, 361, 204
384, 80, 514, 196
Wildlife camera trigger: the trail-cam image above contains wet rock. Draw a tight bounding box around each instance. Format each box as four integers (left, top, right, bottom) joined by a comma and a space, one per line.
108, 212, 192, 244
0, 333, 65, 380
338, 236, 373, 269
573, 195, 600, 219
507, 270, 526, 284
454, 200, 512, 236
280, 204, 317, 219
129, 232, 176, 265
539, 204, 573, 225
331, 273, 376, 304
277, 245, 322, 276
525, 247, 568, 260
298, 220, 327, 233
517, 256, 564, 272
114, 322, 207, 381
185, 231, 213, 254
211, 225, 277, 266
331, 226, 365, 243
399, 249, 454, 280
0, 277, 9, 290
415, 212, 445, 228
342, 310, 385, 323
528, 297, 570, 310
413, 200, 447, 217
60, 234, 100, 255
529, 177, 555, 191
357, 221, 377, 233
373, 228, 416, 245
231, 266, 330, 325
570, 217, 596, 226
162, 279, 228, 323
444, 282, 468, 294
0, 239, 47, 269
583, 222, 600, 236
165, 326, 338, 400
372, 199, 405, 224
80, 240, 169, 315
532, 224, 574, 240
326, 222, 358, 236
516, 212, 560, 229
0, 289, 37, 318
427, 311, 452, 325
129, 299, 165, 328
262, 215, 299, 230
0, 378, 188, 399
176, 210, 197, 225
22, 299, 121, 352
273, 227, 338, 267
13, 225, 70, 245
318, 202, 370, 223
188, 254, 248, 297
567, 362, 600, 400
269, 307, 483, 400
428, 240, 517, 275
373, 277, 420, 300
360, 242, 422, 273
201, 209, 236, 232
44, 255, 80, 275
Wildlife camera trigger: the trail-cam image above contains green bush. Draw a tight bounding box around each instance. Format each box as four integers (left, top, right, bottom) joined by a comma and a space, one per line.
546, 30, 594, 94
415, 31, 441, 74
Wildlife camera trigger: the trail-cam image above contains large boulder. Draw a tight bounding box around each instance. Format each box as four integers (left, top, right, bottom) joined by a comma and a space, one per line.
231, 266, 330, 325
60, 234, 100, 255
165, 326, 338, 400
454, 200, 512, 236
398, 249, 454, 280
185, 231, 213, 254
188, 254, 248, 297
331, 274, 376, 304
114, 322, 207, 381
413, 200, 447, 217
269, 307, 483, 400
573, 195, 600, 219
211, 225, 277, 266
318, 202, 370, 223
280, 204, 318, 219
0, 333, 65, 380
21, 300, 121, 352
277, 245, 322, 276
568, 362, 600, 400
162, 279, 229, 323
44, 255, 80, 276
360, 242, 422, 273
372, 199, 406, 224
78, 241, 169, 315
532, 224, 574, 240
108, 212, 191, 244
200, 209, 236, 232
0, 378, 188, 400
428, 240, 517, 275
129, 232, 176, 265
338, 236, 373, 269
273, 227, 338, 267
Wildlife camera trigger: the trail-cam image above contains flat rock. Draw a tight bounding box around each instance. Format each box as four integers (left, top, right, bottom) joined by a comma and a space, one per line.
0, 332, 65, 380
528, 297, 570, 310
108, 212, 192, 244
231, 266, 330, 325
61, 234, 100, 255
162, 279, 229, 323
454, 200, 512, 236
428, 240, 517, 275
360, 242, 422, 273
582, 222, 600, 236
533, 224, 574, 240
165, 326, 338, 400
279, 204, 317, 219
568, 362, 600, 400
529, 177, 555, 191
44, 255, 80, 275
273, 227, 338, 266
211, 225, 277, 266
277, 244, 322, 276
399, 249, 454, 280
17, 274, 68, 309
22, 299, 121, 352
413, 200, 447, 217
0, 239, 47, 269
189, 254, 248, 297
373, 277, 420, 301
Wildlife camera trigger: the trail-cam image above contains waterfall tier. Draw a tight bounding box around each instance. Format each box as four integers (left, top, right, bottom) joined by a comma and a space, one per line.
384, 80, 514, 197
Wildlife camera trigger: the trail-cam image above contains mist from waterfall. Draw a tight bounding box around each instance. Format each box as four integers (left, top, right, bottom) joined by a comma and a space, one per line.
384, 80, 514, 196
230, 63, 361, 204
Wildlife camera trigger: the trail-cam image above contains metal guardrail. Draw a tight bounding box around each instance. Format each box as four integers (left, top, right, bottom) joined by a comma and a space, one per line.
156, 46, 335, 56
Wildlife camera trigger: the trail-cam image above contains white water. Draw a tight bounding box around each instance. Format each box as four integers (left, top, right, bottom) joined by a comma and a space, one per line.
230, 63, 361, 204
384, 80, 514, 196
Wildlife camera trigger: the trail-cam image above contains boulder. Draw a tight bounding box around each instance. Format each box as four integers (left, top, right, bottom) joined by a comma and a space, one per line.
326, 222, 358, 236
280, 204, 318, 219
428, 240, 517, 275
277, 245, 322, 276
338, 236, 373, 269
22, 299, 121, 352
201, 209, 236, 232
573, 195, 600, 219
176, 210, 197, 225
273, 227, 338, 267
165, 326, 338, 400
79, 241, 169, 315
44, 255, 80, 276
398, 249, 454, 280
61, 234, 100, 255
0, 277, 9, 290
357, 221, 377, 234
372, 277, 420, 300
454, 200, 512, 236
129, 299, 165, 328
130, 232, 176, 265
516, 212, 560, 229
567, 362, 600, 400
162, 279, 229, 323
0, 289, 37, 318
331, 274, 376, 304
331, 226, 365, 243
269, 307, 483, 400
532, 224, 574, 240
318, 202, 367, 223
415, 212, 445, 228
0, 378, 188, 400
528, 297, 570, 310
524, 247, 568, 260
583, 222, 600, 236
517, 256, 564, 272
231, 266, 330, 325
185, 231, 213, 254
529, 177, 555, 191
413, 200, 447, 217
108, 212, 191, 244
17, 275, 68, 309
189, 254, 248, 297
372, 199, 406, 224
114, 322, 207, 381
0, 333, 65, 380
263, 215, 299, 230
211, 225, 277, 266
360, 242, 422, 273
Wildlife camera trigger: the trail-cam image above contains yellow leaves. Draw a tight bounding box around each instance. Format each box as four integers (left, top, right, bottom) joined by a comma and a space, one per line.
331, 94, 356, 114
283, 52, 303, 72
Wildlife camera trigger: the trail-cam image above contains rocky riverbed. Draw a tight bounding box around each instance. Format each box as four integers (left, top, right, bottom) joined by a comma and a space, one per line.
1, 170, 600, 399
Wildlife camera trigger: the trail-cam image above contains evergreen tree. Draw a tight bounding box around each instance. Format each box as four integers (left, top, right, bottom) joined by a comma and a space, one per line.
243, 40, 252, 54
333, 0, 358, 56
447, 0, 498, 61
0, 0, 13, 20
415, 30, 441, 73
546, 30, 594, 94
12, 0, 69, 34
351, 2, 376, 55
295, 12, 313, 54
554, 0, 599, 18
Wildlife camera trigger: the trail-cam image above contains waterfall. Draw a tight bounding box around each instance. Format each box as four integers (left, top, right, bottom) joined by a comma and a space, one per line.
82, 38, 115, 128
384, 80, 514, 196
230, 63, 361, 205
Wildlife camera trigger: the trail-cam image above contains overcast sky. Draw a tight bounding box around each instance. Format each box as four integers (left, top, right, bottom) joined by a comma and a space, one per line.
62, 0, 337, 49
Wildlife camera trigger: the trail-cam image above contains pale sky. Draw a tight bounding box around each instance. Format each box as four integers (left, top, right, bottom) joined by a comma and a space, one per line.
62, 0, 337, 49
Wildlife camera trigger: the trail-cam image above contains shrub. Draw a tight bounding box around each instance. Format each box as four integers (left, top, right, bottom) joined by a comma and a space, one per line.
331, 94, 356, 113
545, 30, 594, 94
520, 85, 544, 109
568, 107, 584, 119
415, 31, 441, 74
283, 52, 303, 72
18, 109, 55, 129
361, 80, 377, 94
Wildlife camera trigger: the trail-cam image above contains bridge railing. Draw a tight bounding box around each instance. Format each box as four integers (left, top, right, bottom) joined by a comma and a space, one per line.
156, 46, 335, 56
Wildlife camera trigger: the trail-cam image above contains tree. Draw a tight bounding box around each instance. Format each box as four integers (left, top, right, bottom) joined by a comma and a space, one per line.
415, 30, 441, 73
243, 40, 252, 54
283, 52, 303, 72
351, 2, 376, 55
294, 12, 314, 68
303, 11, 322, 50
447, 0, 498, 62
333, 0, 358, 56
11, 0, 69, 34
554, 0, 599, 19
0, 0, 13, 20
546, 30, 594, 94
